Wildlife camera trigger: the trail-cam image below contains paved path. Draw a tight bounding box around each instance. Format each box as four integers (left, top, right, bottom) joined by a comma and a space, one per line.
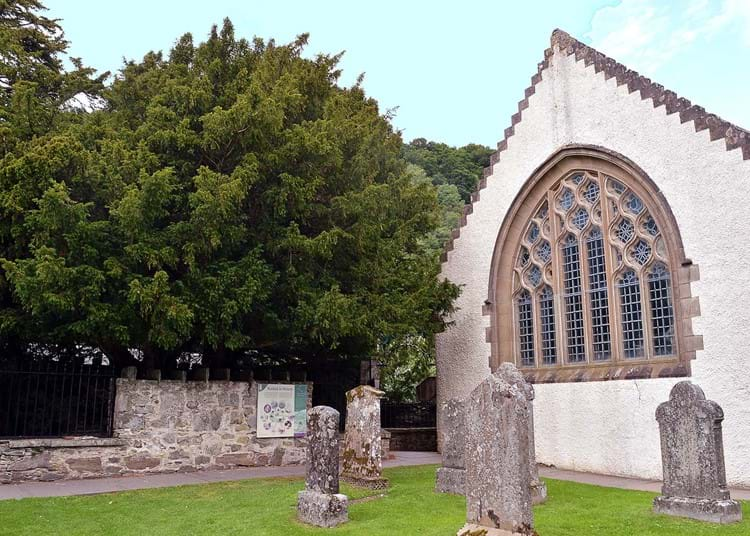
0, 451, 438, 500
2, 451, 749, 501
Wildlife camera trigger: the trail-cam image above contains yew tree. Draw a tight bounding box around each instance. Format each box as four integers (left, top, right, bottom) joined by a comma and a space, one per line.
1, 16, 459, 370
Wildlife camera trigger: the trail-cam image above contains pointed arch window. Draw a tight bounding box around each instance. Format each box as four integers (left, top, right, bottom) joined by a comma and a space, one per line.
507, 165, 685, 376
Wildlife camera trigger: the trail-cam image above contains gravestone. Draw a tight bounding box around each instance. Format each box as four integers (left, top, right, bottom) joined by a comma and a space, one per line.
653, 381, 742, 524
496, 363, 547, 505
341, 385, 389, 489
297, 406, 348, 527
435, 397, 466, 494
459, 367, 535, 536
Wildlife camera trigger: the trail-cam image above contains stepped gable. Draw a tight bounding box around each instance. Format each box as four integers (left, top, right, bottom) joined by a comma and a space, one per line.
441, 29, 750, 264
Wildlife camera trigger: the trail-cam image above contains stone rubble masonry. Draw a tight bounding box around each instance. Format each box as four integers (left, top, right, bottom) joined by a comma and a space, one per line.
495, 363, 547, 505
436, 397, 466, 495
1, 379, 312, 484
297, 406, 348, 528
341, 385, 389, 489
653, 381, 742, 524
461, 366, 536, 536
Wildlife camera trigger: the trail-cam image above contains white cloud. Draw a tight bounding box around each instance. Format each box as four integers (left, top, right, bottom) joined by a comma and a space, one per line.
587, 0, 750, 76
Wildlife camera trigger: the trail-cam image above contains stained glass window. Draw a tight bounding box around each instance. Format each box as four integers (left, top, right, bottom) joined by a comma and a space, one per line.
527, 223, 539, 244
609, 178, 626, 195
632, 239, 651, 265
526, 265, 542, 287
559, 188, 574, 211
572, 208, 589, 229
584, 182, 600, 203
536, 240, 551, 263
519, 247, 530, 267
616, 219, 634, 243
649, 263, 675, 356
517, 290, 535, 367
539, 286, 557, 365
586, 229, 611, 360
626, 193, 644, 215
618, 271, 644, 358
511, 169, 679, 372
562, 235, 586, 362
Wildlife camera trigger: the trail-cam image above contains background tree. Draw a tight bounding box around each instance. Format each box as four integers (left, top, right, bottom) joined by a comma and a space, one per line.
0, 0, 105, 358
402, 138, 493, 203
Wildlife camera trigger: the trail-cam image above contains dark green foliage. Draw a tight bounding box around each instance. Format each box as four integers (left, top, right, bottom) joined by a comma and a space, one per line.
0, 9, 459, 371
380, 140, 491, 399
402, 137, 493, 203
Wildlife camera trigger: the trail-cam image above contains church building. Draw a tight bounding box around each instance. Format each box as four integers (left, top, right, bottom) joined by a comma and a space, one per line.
436, 30, 750, 487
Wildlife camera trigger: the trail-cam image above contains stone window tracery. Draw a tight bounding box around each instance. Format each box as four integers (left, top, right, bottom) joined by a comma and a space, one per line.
511, 169, 679, 370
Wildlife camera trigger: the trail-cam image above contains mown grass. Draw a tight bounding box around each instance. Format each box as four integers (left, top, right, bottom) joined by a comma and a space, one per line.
1, 464, 748, 535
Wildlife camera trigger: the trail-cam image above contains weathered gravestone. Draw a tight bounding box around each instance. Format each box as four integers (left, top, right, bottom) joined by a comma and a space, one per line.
297, 406, 348, 527
341, 385, 389, 489
458, 367, 536, 536
496, 363, 547, 505
435, 397, 466, 494
653, 381, 742, 524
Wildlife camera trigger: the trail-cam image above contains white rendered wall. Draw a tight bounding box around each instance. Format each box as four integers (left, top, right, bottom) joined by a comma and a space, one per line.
436, 48, 750, 487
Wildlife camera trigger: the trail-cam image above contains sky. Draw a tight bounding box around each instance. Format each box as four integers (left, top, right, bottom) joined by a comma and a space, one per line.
45, 0, 750, 148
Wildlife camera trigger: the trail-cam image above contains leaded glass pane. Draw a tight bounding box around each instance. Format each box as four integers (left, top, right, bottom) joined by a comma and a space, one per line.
536, 202, 548, 220
572, 208, 589, 229
616, 219, 634, 243
536, 240, 551, 263
643, 216, 658, 236
626, 193, 644, 215
649, 263, 675, 356
572, 173, 585, 184
559, 188, 574, 211
632, 239, 651, 265
584, 182, 600, 203
586, 229, 611, 360
539, 286, 556, 365
618, 271, 644, 358
608, 178, 626, 195
526, 265, 542, 288
562, 235, 586, 362
519, 246, 530, 267
527, 223, 539, 244
517, 290, 535, 367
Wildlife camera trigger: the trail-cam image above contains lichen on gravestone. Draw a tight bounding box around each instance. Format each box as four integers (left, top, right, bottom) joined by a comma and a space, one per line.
460, 365, 535, 536
341, 385, 389, 489
297, 406, 348, 527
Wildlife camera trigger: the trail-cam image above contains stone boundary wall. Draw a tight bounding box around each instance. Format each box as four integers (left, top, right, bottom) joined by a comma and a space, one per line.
1, 379, 311, 484
385, 428, 437, 452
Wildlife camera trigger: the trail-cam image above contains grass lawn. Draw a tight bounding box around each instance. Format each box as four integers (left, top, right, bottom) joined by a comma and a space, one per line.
1, 464, 748, 535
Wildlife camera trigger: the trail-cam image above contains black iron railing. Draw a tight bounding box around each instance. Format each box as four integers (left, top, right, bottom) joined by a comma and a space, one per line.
381, 400, 436, 428
0, 361, 116, 439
